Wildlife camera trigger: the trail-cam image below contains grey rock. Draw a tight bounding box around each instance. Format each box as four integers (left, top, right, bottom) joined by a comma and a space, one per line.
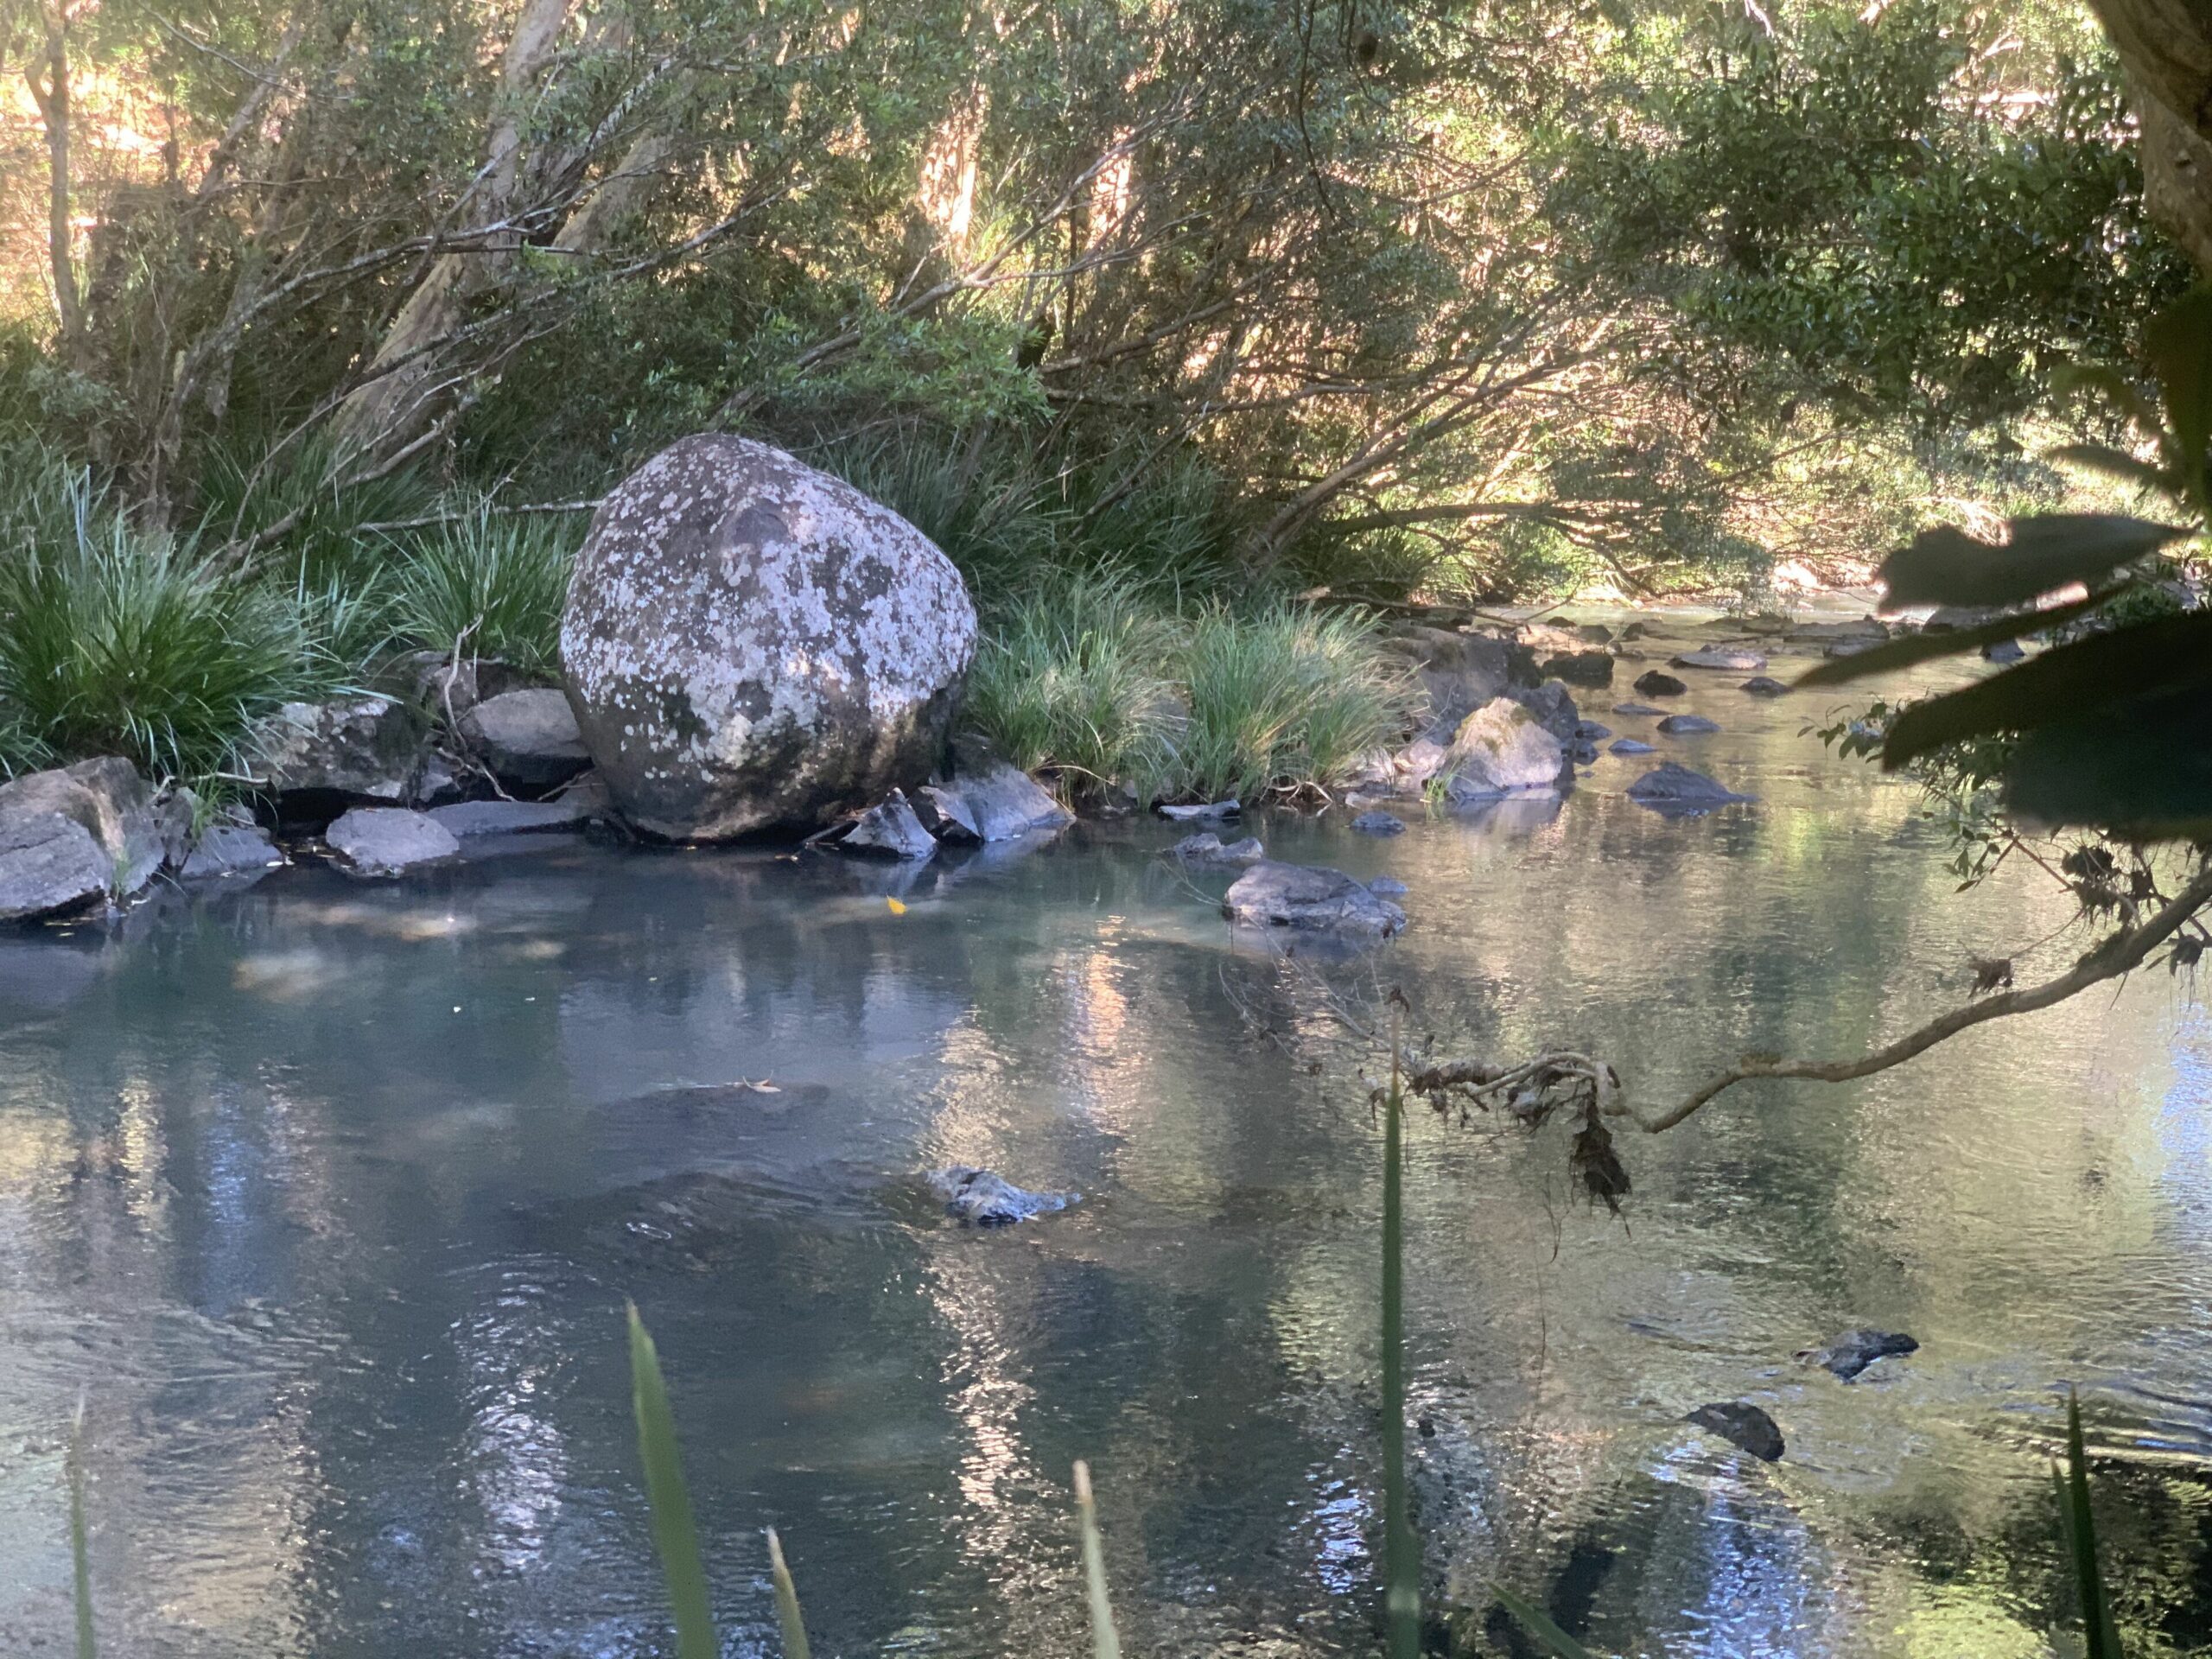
1540, 649, 1615, 689
944, 763, 1074, 840
1389, 735, 1452, 789
839, 789, 938, 860
0, 811, 111, 922
1352, 810, 1408, 836
1223, 861, 1406, 937
927, 1166, 1077, 1226
1576, 721, 1612, 741
1657, 714, 1720, 735
460, 689, 592, 794
1632, 671, 1688, 698
1799, 1328, 1917, 1382
429, 798, 591, 837
1173, 832, 1265, 866
0, 757, 163, 918
1981, 639, 2025, 664
914, 783, 982, 842
1627, 762, 1750, 815
1507, 679, 1581, 741
1442, 697, 1566, 798
1740, 676, 1790, 696
1790, 617, 1888, 644
1672, 647, 1768, 671
1687, 1402, 1784, 1462
1367, 874, 1408, 897
1574, 622, 1615, 645
326, 807, 461, 876
410, 750, 480, 809
1382, 626, 1531, 729
180, 823, 284, 880
1160, 798, 1242, 822
244, 696, 428, 805
1609, 738, 1656, 755
1611, 701, 1665, 716
562, 435, 978, 840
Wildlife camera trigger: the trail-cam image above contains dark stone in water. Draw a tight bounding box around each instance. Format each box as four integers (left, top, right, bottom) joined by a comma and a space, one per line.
1160, 799, 1241, 822
1609, 739, 1656, 756
1173, 831, 1265, 866
1633, 671, 1688, 698
1627, 762, 1750, 816
1367, 874, 1408, 897
1352, 810, 1408, 836
1740, 677, 1790, 697
1800, 1328, 1918, 1381
1982, 639, 2025, 664
928, 1166, 1077, 1225
1688, 1402, 1784, 1461
1576, 721, 1612, 741
1657, 714, 1720, 735
1541, 649, 1615, 689
1223, 861, 1406, 938
1611, 702, 1664, 717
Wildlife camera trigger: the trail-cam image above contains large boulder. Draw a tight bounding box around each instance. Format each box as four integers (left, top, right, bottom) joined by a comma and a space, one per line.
1381, 626, 1534, 730
561, 435, 978, 840
243, 696, 428, 808
1441, 697, 1565, 798
460, 689, 592, 794
0, 757, 163, 920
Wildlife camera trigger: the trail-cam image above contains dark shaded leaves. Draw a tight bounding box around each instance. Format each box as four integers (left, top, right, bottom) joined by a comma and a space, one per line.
2146, 286, 2212, 503
2055, 1390, 2125, 1659
1795, 590, 2107, 688
2046, 444, 2170, 493
2003, 686, 2212, 838
1877, 515, 2186, 611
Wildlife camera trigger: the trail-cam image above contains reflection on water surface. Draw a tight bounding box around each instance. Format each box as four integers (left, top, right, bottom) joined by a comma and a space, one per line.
2, 630, 2209, 1657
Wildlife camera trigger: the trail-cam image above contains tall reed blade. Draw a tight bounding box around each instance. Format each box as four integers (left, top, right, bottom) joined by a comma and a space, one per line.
1381, 1020, 1421, 1659
1073, 1460, 1122, 1659
2056, 1389, 2124, 1659
68, 1392, 93, 1659
1493, 1586, 1601, 1659
766, 1526, 812, 1659
626, 1304, 719, 1659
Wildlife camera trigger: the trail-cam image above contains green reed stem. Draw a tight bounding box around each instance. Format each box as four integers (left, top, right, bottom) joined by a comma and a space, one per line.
626, 1304, 718, 1659
766, 1526, 812, 1659
1073, 1460, 1122, 1659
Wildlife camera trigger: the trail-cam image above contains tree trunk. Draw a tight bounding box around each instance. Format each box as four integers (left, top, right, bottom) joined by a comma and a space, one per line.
2090, 0, 2212, 274
23, 1, 79, 350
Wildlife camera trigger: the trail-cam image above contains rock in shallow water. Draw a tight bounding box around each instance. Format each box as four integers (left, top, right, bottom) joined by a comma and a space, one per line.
1446, 697, 1565, 797
1740, 676, 1790, 697
1799, 1328, 1918, 1381
1657, 714, 1720, 735
1673, 647, 1767, 671
942, 763, 1073, 841
1633, 671, 1688, 698
1609, 739, 1656, 755
0, 758, 162, 920
428, 798, 592, 837
839, 788, 938, 860
1627, 762, 1750, 815
927, 1166, 1077, 1225
327, 808, 461, 875
1173, 832, 1265, 866
1611, 701, 1665, 716
561, 435, 977, 840
1687, 1402, 1784, 1461
180, 823, 285, 879
1224, 861, 1406, 937
1351, 810, 1408, 836
1160, 798, 1241, 822
1367, 874, 1408, 897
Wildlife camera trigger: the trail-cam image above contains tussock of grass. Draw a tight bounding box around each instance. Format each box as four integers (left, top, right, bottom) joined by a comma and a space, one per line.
0, 467, 351, 779
965, 576, 1409, 803
388, 511, 575, 672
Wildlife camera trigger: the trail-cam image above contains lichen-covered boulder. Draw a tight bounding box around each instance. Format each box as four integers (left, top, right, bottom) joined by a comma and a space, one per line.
243, 696, 428, 806
561, 435, 979, 840
1442, 697, 1565, 798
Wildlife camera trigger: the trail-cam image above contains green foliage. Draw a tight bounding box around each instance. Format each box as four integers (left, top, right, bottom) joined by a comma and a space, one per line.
194, 439, 437, 586
0, 466, 348, 779
626, 1305, 719, 1659
2056, 1391, 2124, 1659
389, 512, 576, 672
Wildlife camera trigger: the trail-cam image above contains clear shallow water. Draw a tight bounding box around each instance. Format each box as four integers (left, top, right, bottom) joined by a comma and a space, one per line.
3, 626, 2211, 1657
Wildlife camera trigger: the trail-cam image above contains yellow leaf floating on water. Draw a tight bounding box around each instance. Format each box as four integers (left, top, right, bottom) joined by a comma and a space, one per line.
887, 897, 907, 914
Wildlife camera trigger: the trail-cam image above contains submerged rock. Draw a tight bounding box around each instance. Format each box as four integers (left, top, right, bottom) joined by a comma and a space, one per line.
459, 689, 592, 794
1160, 798, 1241, 822
927, 1166, 1077, 1225
1687, 1402, 1784, 1462
1224, 861, 1406, 937
1800, 1328, 1918, 1382
1609, 738, 1656, 756
1351, 810, 1408, 836
1657, 714, 1720, 735
1367, 874, 1409, 897
914, 783, 982, 842
1627, 762, 1750, 815
1632, 671, 1688, 699
1173, 832, 1265, 866
0, 758, 162, 919
839, 789, 938, 860
561, 435, 978, 840
1982, 639, 2026, 664
1672, 647, 1767, 671
245, 696, 428, 809
1741, 676, 1790, 697
942, 763, 1073, 841
1576, 720, 1612, 741
327, 807, 461, 875
1611, 701, 1665, 716
1444, 697, 1565, 798
428, 798, 593, 837
180, 823, 285, 880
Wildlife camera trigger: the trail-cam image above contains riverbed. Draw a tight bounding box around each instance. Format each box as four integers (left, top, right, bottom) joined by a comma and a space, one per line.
2, 630, 2206, 1657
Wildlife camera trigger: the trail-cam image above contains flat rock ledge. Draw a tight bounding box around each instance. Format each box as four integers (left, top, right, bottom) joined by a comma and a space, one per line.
327, 808, 461, 876
1223, 861, 1406, 938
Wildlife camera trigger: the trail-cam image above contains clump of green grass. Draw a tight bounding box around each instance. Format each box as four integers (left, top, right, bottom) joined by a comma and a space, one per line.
1160, 601, 1408, 803
0, 469, 346, 779
388, 511, 575, 673
965, 570, 1176, 794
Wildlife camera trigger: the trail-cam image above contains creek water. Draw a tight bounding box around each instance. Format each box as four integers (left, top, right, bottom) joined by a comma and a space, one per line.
3, 622, 2209, 1658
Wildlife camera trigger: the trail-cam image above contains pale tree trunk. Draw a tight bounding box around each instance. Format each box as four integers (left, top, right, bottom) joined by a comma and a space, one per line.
2090, 0, 2212, 275
22, 0, 79, 350
327, 0, 577, 459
